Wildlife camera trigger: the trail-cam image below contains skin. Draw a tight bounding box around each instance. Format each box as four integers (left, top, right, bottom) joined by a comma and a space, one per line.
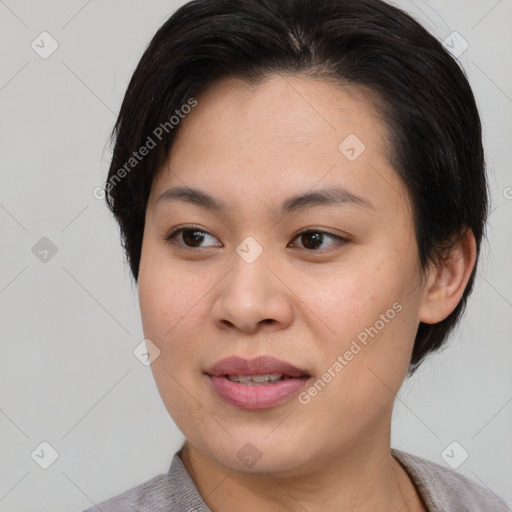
138, 74, 476, 511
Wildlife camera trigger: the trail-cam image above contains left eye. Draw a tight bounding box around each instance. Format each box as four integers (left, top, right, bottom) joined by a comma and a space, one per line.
289, 230, 345, 251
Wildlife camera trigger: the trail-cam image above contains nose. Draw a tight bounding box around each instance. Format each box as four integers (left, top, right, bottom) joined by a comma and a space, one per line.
211, 249, 294, 334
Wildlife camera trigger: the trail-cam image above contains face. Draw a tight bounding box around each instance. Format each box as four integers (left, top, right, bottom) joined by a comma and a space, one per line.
138, 75, 426, 476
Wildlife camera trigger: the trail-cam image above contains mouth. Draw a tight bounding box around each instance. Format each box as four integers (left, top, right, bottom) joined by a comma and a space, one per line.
207, 355, 310, 378
206, 356, 311, 410
224, 373, 297, 385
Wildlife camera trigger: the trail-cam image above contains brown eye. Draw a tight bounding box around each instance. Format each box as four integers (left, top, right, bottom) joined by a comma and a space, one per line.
290, 230, 346, 251
181, 229, 207, 247
166, 227, 222, 248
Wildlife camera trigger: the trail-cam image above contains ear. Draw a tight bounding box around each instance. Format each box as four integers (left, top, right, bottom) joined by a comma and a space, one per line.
418, 229, 477, 324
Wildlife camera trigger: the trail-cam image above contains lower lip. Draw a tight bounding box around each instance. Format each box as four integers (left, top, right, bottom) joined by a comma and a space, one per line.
208, 375, 309, 410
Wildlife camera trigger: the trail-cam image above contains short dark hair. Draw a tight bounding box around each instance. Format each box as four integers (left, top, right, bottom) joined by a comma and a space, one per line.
105, 0, 488, 374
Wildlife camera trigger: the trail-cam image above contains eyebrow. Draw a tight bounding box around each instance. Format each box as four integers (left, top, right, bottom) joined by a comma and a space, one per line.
156, 185, 374, 215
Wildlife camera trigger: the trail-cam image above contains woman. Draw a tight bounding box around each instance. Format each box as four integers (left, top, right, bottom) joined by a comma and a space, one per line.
84, 0, 510, 510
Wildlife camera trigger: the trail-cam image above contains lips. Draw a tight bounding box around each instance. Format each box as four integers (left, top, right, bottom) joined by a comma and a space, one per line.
206, 356, 310, 410
207, 356, 309, 378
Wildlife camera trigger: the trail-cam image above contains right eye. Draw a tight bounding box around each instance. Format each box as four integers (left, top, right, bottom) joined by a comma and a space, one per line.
164, 226, 223, 249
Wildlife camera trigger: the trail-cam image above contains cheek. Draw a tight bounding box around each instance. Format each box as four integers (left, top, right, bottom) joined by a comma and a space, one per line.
293, 255, 420, 390
137, 252, 219, 383
290, 255, 407, 337
138, 256, 211, 424
138, 257, 201, 339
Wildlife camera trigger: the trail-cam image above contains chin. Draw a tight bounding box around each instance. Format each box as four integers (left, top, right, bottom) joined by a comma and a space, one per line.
194, 431, 317, 475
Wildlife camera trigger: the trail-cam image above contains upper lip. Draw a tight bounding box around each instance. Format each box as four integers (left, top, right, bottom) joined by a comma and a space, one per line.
206, 356, 310, 378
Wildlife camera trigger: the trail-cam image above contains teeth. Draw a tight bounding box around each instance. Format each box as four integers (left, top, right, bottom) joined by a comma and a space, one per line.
227, 373, 284, 385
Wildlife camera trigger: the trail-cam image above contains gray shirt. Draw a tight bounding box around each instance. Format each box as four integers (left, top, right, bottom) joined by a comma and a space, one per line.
83, 447, 510, 511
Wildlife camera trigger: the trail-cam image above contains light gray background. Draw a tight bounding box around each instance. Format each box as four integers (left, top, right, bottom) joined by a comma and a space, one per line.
0, 1, 511, 510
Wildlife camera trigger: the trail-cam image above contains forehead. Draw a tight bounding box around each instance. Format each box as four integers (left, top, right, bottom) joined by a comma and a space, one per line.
174, 73, 384, 149
150, 74, 407, 217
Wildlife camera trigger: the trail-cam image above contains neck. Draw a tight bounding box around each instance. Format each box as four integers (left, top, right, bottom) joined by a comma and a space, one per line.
180, 431, 423, 512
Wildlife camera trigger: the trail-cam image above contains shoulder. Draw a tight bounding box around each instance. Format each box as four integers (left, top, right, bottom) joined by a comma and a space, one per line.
81, 473, 173, 512
392, 448, 511, 512
81, 449, 211, 512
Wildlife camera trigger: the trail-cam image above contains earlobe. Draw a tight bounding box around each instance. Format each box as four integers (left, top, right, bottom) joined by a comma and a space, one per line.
418, 229, 477, 325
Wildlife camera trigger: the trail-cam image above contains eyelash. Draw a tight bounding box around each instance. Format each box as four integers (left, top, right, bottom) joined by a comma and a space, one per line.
164, 225, 348, 252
